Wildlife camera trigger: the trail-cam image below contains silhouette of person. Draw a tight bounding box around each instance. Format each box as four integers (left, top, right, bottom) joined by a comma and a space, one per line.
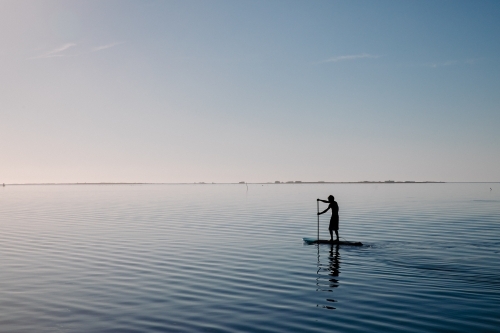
317, 195, 339, 242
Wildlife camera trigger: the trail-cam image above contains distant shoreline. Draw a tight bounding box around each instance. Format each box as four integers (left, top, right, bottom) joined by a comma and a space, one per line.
2, 181, 499, 186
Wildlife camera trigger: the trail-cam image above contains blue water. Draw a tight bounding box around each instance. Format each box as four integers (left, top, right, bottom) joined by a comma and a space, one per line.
0, 183, 499, 332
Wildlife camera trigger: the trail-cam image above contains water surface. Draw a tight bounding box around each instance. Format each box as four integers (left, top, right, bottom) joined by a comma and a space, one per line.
0, 183, 499, 332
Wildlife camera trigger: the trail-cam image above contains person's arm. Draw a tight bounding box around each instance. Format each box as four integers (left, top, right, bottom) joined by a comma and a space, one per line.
317, 198, 329, 203
318, 205, 331, 215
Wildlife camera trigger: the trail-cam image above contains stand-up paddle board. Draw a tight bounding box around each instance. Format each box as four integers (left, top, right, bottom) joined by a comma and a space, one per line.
303, 237, 363, 246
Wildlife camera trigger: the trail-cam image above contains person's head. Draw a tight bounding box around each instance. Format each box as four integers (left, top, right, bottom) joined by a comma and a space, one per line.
328, 195, 335, 202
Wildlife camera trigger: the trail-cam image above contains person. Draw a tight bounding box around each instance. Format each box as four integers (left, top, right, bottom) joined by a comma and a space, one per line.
317, 195, 339, 242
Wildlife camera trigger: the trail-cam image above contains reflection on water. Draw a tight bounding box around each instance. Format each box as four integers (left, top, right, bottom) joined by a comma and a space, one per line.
316, 243, 340, 310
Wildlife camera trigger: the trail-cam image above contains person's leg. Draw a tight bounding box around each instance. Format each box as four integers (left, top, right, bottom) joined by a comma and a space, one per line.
329, 229, 333, 241
334, 230, 339, 242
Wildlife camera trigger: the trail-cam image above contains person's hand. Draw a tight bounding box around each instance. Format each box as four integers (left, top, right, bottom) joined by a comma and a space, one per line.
317, 212, 320, 215
317, 198, 320, 201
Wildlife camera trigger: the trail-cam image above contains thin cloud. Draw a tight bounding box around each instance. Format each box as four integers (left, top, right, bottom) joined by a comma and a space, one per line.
92, 42, 124, 52
30, 43, 77, 59
423, 59, 479, 68
320, 53, 380, 63
465, 58, 480, 65
423, 60, 458, 68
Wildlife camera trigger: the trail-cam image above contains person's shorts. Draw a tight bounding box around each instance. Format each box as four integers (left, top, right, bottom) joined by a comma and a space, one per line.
329, 216, 339, 231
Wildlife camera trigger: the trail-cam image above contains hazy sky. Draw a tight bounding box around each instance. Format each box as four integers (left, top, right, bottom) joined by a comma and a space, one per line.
1, 0, 499, 183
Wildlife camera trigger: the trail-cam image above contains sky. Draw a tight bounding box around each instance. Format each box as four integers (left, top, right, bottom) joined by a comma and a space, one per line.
1, 0, 499, 183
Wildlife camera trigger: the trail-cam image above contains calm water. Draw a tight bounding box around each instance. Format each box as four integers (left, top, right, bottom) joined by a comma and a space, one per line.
0, 184, 499, 332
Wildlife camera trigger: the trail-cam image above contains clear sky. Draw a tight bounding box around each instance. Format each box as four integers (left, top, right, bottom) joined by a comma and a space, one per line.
1, 0, 499, 183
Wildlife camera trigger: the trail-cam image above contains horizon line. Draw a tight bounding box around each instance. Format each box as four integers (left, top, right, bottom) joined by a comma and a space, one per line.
2, 181, 500, 186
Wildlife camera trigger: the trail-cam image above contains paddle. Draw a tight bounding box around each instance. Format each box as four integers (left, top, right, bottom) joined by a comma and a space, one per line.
317, 199, 319, 242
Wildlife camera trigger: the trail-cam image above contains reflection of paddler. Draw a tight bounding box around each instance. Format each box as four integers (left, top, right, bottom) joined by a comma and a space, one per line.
317, 195, 339, 242
323, 243, 340, 310
329, 243, 340, 281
